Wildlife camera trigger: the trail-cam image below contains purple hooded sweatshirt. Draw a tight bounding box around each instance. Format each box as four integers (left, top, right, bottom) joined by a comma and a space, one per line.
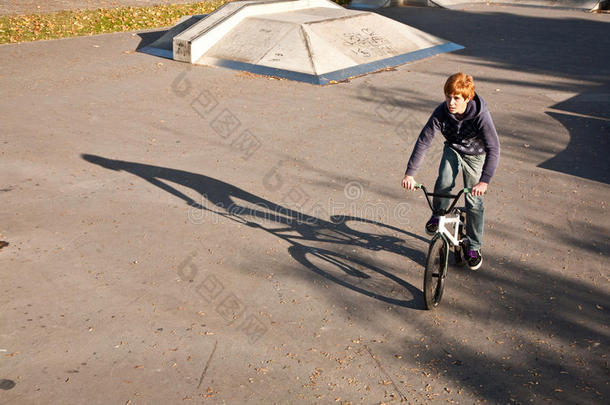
405, 94, 500, 184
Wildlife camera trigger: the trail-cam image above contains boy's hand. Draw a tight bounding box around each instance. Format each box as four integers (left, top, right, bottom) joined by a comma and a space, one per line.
402, 175, 417, 191
471, 181, 488, 196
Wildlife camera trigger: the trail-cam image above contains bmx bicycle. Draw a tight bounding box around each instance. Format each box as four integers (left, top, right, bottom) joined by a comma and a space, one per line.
415, 184, 471, 310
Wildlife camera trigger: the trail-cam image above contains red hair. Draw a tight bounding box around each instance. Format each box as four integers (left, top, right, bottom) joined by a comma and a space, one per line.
444, 73, 475, 100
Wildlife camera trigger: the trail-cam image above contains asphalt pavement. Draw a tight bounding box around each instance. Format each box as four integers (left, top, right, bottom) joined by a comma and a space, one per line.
0, 3, 609, 404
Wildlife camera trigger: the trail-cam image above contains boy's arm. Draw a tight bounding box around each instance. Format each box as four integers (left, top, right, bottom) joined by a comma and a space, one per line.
404, 113, 441, 178
478, 110, 501, 184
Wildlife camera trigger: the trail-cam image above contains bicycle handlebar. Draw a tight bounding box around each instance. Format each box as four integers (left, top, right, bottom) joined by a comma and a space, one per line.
414, 183, 471, 197
414, 184, 472, 215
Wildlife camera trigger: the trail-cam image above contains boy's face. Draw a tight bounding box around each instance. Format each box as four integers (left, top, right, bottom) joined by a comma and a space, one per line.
445, 93, 470, 115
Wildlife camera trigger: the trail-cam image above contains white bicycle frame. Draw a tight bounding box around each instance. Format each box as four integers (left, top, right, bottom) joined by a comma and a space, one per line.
416, 184, 470, 249
437, 212, 465, 247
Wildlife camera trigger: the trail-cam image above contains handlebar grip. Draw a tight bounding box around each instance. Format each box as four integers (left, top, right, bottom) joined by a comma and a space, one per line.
414, 183, 423, 189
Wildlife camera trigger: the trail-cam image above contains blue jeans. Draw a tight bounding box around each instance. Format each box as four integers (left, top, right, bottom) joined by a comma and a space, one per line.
433, 145, 485, 251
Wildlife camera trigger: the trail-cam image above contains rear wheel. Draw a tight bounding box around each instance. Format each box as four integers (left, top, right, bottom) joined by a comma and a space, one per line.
424, 236, 448, 310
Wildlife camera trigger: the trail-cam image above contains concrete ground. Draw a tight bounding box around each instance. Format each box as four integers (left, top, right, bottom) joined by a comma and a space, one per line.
1, 3, 609, 405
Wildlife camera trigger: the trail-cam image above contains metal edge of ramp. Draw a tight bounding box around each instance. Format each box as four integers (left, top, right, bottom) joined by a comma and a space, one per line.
200, 41, 464, 84
139, 46, 174, 59
348, 0, 392, 10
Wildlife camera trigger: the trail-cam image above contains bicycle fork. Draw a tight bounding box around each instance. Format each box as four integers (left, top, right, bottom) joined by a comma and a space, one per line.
430, 233, 450, 279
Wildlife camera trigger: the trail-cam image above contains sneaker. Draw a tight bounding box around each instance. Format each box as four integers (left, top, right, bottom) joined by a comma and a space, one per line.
425, 216, 439, 235
467, 249, 482, 270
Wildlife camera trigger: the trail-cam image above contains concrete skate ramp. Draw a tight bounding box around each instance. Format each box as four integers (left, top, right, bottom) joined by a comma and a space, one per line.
141, 0, 463, 84
349, 0, 602, 10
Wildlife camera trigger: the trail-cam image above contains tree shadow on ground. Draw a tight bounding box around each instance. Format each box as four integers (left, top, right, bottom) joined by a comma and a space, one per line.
354, 214, 610, 404
403, 256, 609, 403
539, 84, 610, 184
376, 6, 610, 184
378, 7, 609, 82
82, 154, 428, 309
393, 166, 608, 394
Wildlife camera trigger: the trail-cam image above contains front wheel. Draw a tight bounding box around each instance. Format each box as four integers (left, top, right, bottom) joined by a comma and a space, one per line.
424, 236, 448, 310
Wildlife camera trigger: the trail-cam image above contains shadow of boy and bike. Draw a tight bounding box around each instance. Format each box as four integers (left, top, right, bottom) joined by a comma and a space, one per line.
82, 154, 436, 309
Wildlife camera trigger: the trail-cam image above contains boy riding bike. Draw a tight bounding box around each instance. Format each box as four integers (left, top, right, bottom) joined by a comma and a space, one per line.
402, 73, 500, 270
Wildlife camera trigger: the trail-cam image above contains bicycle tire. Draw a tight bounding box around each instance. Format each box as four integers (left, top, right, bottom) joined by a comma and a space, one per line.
454, 244, 465, 266
454, 210, 467, 266
424, 236, 448, 310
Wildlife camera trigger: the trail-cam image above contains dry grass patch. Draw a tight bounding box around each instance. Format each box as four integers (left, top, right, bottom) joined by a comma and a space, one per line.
0, 1, 228, 44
